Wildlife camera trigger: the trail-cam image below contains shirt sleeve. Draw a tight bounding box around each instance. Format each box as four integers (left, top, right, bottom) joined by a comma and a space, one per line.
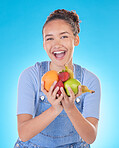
82, 69, 101, 119
17, 67, 36, 116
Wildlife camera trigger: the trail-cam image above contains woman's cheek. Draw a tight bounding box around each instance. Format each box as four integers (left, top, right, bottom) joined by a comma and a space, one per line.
45, 43, 51, 52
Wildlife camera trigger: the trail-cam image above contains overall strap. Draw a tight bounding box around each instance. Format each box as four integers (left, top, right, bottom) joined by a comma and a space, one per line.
34, 61, 49, 117
39, 61, 49, 91
74, 64, 82, 84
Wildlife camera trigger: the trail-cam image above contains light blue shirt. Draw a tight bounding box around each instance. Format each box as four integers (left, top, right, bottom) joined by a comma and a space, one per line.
16, 61, 101, 147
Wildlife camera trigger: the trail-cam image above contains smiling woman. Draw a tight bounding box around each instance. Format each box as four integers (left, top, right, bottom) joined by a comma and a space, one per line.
43, 19, 80, 69
14, 9, 101, 148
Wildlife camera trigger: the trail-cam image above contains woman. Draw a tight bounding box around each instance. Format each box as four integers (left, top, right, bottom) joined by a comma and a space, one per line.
14, 9, 101, 148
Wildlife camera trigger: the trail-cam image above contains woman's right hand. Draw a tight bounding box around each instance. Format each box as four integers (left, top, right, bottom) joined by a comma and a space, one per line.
41, 81, 63, 114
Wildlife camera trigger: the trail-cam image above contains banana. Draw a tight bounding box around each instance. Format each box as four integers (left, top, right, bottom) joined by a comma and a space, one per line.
65, 65, 74, 79
64, 64, 95, 94
81, 85, 95, 94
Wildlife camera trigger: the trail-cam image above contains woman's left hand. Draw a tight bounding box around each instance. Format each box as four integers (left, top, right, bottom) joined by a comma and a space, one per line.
60, 85, 82, 113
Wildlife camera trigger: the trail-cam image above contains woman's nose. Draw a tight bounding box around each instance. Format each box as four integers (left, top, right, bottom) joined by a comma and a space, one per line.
53, 38, 61, 48
54, 38, 60, 43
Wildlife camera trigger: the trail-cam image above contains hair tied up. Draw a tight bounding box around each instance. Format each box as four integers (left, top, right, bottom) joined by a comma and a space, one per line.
42, 9, 81, 36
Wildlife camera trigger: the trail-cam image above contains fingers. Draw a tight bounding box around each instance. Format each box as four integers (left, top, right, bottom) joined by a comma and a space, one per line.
56, 94, 59, 98
60, 86, 75, 101
55, 93, 63, 104
60, 87, 68, 100
60, 87, 75, 103
76, 85, 82, 98
67, 87, 75, 100
49, 81, 57, 96
41, 81, 47, 95
52, 86, 59, 98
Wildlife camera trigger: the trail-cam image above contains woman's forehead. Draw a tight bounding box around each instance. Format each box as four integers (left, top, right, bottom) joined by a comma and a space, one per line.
43, 19, 73, 36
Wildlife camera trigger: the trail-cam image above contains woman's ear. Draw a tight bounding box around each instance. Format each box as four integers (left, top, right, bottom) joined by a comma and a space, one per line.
74, 35, 80, 46
43, 42, 46, 50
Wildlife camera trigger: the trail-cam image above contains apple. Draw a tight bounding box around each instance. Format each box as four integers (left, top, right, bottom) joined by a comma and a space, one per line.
54, 80, 64, 95
64, 78, 81, 96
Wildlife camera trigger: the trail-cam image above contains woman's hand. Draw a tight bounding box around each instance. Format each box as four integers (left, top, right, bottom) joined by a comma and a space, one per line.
41, 81, 63, 114
60, 85, 82, 113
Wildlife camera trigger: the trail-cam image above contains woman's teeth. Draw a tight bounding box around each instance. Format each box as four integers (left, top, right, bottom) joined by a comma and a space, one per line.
53, 51, 66, 58
53, 51, 65, 54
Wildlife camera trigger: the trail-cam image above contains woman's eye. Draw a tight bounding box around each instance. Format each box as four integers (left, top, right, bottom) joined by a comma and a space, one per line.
61, 36, 68, 39
46, 38, 53, 41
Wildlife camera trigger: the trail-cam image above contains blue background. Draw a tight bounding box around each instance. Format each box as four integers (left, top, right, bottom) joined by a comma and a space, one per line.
0, 0, 119, 147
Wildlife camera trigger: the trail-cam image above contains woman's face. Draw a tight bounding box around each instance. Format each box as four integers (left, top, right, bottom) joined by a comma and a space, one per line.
43, 19, 79, 66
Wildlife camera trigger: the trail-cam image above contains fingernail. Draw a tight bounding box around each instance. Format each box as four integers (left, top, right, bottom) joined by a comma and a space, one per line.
61, 93, 63, 96
41, 81, 44, 84
79, 85, 81, 88
68, 87, 71, 90
54, 81, 57, 84
57, 86, 59, 89
60, 87, 63, 90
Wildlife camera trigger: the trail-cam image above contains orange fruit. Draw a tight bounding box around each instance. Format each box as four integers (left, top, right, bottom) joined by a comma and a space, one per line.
41, 70, 59, 91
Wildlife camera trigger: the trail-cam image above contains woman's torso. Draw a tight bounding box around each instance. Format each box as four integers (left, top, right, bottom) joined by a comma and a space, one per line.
14, 61, 90, 148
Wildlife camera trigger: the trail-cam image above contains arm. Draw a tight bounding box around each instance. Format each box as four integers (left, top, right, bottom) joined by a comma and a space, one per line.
18, 81, 63, 142
65, 105, 98, 144
18, 106, 60, 142
61, 86, 98, 144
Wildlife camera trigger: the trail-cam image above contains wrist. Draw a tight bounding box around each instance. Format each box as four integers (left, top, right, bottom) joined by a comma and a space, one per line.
64, 104, 76, 114
50, 106, 62, 116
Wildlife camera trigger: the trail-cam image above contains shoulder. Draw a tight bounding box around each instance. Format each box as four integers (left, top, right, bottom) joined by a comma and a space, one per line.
82, 67, 99, 81
74, 63, 101, 88
19, 62, 40, 80
18, 62, 42, 91
19, 61, 49, 82
82, 67, 101, 89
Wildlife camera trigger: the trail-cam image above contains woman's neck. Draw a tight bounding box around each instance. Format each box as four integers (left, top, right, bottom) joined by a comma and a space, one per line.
49, 60, 74, 73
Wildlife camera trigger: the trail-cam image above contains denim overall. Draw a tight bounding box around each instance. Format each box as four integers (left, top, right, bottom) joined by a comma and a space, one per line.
14, 61, 90, 148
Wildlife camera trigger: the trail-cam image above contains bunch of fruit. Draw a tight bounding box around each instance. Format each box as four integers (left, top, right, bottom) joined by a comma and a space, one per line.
41, 65, 95, 96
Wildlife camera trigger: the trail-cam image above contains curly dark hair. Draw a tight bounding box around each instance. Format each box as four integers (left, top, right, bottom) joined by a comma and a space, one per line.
42, 9, 81, 37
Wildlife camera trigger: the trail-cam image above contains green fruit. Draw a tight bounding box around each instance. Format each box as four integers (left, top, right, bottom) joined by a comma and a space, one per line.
64, 78, 81, 96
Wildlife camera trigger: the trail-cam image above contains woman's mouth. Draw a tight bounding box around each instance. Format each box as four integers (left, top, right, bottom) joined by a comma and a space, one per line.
52, 50, 66, 60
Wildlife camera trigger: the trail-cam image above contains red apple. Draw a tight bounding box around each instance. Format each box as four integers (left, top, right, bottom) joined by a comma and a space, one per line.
54, 80, 64, 95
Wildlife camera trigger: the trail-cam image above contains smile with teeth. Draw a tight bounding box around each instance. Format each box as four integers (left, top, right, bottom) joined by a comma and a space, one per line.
53, 50, 66, 59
